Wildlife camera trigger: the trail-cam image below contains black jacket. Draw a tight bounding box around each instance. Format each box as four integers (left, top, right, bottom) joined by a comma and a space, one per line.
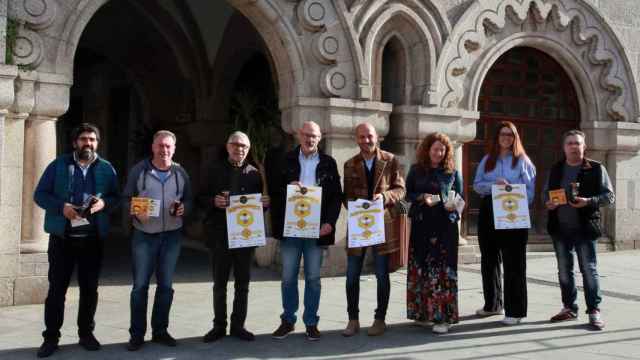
266, 146, 342, 246
201, 160, 263, 249
547, 158, 613, 239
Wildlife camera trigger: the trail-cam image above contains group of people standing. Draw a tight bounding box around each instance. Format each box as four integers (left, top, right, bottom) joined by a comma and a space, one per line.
32, 119, 614, 358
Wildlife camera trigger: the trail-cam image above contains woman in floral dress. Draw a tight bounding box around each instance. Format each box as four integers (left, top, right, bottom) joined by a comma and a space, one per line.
406, 132, 463, 334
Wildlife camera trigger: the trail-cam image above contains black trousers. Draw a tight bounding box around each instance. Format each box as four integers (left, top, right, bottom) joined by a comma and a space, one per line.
43, 234, 103, 341
478, 197, 528, 318
211, 246, 253, 329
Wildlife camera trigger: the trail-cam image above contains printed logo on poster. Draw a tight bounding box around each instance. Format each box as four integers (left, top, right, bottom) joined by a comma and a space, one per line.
491, 184, 531, 230
347, 199, 385, 248
283, 185, 322, 239
226, 194, 266, 248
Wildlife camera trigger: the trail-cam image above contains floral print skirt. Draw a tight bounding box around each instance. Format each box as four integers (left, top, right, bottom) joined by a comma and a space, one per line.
406, 245, 459, 324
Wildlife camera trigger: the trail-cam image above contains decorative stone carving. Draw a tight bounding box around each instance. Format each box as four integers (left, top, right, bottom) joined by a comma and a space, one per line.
339, 0, 451, 103
312, 32, 339, 64
7, 0, 58, 69
436, 0, 638, 122
297, 0, 328, 32
320, 67, 348, 96
296, 0, 352, 97
9, 0, 57, 29
12, 28, 45, 68
464, 40, 480, 53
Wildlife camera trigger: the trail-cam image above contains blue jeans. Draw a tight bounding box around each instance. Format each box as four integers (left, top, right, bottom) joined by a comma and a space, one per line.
552, 232, 601, 313
129, 229, 182, 339
280, 237, 324, 326
346, 247, 390, 320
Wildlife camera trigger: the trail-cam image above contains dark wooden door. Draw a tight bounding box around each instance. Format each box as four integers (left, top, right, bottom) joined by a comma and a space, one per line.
463, 47, 580, 237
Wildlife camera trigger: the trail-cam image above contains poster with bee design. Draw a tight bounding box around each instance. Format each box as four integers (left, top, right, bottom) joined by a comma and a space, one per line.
347, 199, 385, 248
226, 194, 266, 248
491, 184, 531, 230
283, 185, 322, 239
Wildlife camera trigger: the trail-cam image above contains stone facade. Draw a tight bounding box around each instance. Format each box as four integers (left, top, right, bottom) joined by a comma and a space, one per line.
1, 0, 640, 306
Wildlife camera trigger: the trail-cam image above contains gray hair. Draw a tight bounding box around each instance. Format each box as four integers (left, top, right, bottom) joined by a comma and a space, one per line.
227, 131, 251, 146
562, 129, 586, 143
153, 130, 177, 143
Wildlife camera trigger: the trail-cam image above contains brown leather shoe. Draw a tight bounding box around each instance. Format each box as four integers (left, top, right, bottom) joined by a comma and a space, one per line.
367, 319, 386, 336
342, 320, 360, 337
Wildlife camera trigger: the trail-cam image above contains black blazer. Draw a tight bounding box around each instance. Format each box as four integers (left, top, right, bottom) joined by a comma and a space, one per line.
266, 146, 342, 246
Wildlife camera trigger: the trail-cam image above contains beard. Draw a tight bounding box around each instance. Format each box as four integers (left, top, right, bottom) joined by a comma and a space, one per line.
77, 146, 94, 161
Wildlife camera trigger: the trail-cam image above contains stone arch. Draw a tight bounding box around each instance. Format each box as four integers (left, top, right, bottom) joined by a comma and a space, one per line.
346, 0, 450, 103
55, 0, 305, 104
375, 34, 409, 104
363, 8, 434, 105
468, 34, 593, 123
433, 0, 639, 123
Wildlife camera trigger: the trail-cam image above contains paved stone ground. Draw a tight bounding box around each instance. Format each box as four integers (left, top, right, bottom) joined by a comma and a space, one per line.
1, 244, 639, 360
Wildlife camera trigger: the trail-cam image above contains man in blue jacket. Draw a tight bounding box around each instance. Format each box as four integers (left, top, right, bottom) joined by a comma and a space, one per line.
34, 123, 120, 358
122, 130, 192, 351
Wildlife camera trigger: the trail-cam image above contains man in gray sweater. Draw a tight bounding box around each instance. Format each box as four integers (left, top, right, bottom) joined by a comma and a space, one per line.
122, 130, 193, 350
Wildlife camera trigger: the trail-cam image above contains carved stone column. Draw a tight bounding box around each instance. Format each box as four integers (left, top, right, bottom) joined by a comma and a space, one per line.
583, 121, 640, 250
20, 73, 70, 255
21, 116, 57, 253
0, 64, 19, 306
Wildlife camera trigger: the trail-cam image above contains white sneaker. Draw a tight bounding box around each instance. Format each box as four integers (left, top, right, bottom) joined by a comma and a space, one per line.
501, 316, 523, 325
476, 308, 504, 317
413, 320, 434, 327
432, 323, 450, 334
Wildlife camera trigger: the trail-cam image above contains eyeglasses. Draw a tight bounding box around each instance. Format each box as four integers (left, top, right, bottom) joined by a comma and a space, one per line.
228, 142, 249, 150
301, 132, 320, 140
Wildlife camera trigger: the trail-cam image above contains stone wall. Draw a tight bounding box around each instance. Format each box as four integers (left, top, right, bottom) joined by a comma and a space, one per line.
2, 0, 640, 306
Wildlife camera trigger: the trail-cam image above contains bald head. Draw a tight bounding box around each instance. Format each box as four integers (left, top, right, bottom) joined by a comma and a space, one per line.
355, 123, 376, 136
298, 121, 322, 156
355, 122, 378, 156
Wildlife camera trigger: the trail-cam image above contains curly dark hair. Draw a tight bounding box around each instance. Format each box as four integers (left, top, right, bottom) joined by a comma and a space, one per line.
71, 123, 101, 143
416, 132, 455, 173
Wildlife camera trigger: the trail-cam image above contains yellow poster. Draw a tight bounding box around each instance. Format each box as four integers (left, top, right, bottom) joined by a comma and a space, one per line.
130, 197, 160, 217
226, 194, 266, 248
347, 199, 385, 248
283, 185, 322, 239
491, 184, 531, 230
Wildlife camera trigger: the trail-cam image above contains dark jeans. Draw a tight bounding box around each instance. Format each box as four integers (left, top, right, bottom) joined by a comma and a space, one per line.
478, 198, 528, 318
346, 247, 390, 321
211, 246, 253, 330
551, 231, 601, 313
129, 229, 181, 339
43, 234, 103, 341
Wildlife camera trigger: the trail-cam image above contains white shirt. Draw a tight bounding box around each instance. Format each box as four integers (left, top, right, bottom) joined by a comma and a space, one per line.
298, 149, 320, 186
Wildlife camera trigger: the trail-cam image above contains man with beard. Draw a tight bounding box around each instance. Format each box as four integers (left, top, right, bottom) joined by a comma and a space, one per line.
34, 123, 120, 358
123, 130, 193, 351
269, 121, 342, 341
544, 130, 614, 330
342, 122, 405, 337
201, 131, 270, 343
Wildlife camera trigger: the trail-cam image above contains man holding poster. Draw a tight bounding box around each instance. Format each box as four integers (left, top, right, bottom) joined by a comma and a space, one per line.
201, 131, 269, 342
268, 121, 342, 341
342, 123, 405, 337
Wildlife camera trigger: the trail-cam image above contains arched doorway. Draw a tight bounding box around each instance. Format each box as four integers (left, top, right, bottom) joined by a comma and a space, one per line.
59, 0, 281, 247
463, 47, 580, 239
379, 36, 407, 154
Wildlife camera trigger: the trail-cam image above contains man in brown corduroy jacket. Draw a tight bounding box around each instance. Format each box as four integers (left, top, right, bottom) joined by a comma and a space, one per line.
341, 122, 405, 337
